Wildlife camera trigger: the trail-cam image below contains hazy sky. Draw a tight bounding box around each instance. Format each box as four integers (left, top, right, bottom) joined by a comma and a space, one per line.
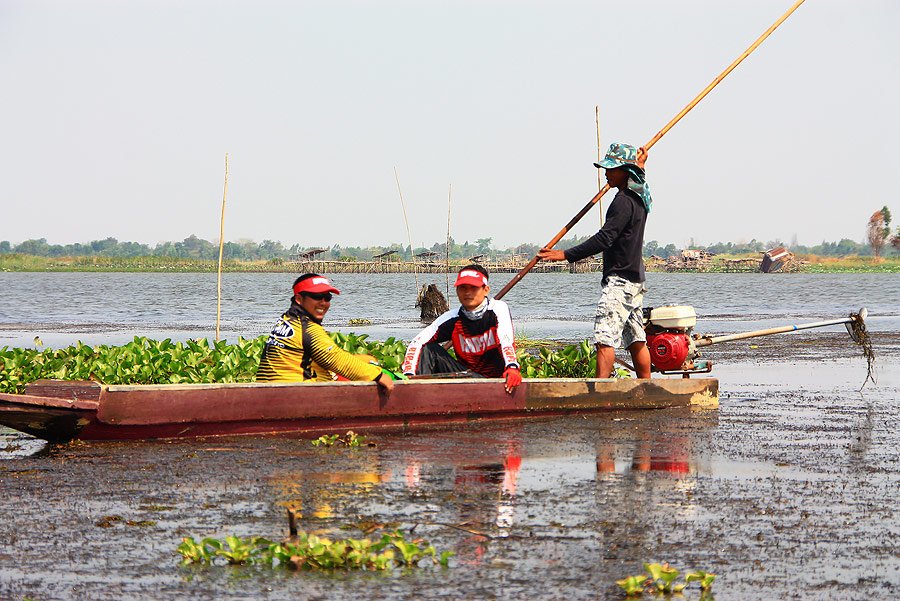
2, 0, 897, 250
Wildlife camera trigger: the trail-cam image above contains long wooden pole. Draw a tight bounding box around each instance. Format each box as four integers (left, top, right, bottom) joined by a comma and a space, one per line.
446, 182, 452, 298
215, 153, 229, 342
595, 105, 603, 227
394, 167, 419, 294
495, 0, 806, 301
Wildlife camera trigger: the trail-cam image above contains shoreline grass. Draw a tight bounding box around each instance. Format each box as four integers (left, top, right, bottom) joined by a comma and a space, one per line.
1, 253, 898, 274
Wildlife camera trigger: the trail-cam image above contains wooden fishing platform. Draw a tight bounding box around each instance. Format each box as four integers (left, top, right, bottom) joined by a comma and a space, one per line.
293, 258, 602, 274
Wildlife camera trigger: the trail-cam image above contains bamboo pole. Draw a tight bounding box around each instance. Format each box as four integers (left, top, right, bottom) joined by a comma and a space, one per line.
393, 167, 419, 294
215, 153, 229, 342
446, 182, 452, 298
495, 0, 806, 301
595, 105, 603, 227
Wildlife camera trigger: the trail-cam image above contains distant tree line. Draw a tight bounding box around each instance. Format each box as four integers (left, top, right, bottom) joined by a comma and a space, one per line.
0, 236, 299, 262
677, 238, 897, 258
0, 233, 895, 261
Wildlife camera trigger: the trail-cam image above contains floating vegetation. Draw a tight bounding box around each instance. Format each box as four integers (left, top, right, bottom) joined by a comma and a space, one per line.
327, 332, 408, 375
326, 333, 609, 379
850, 314, 876, 389
95, 515, 124, 528
348, 318, 372, 326
0, 336, 265, 394
95, 515, 156, 528
311, 431, 372, 448
519, 339, 597, 379
177, 530, 453, 571
616, 563, 716, 597
0, 331, 624, 395
513, 335, 557, 351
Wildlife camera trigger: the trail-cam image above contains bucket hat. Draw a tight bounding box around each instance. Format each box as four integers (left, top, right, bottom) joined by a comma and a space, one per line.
594, 142, 653, 213
594, 142, 641, 170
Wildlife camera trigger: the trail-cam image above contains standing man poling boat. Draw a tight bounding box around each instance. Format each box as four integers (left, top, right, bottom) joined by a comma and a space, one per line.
402, 265, 522, 394
256, 273, 394, 394
538, 142, 652, 379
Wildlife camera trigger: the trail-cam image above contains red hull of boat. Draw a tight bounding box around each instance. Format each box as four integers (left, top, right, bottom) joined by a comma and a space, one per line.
0, 377, 718, 442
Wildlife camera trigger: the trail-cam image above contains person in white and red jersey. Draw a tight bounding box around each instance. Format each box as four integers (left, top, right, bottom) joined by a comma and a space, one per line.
402, 264, 522, 394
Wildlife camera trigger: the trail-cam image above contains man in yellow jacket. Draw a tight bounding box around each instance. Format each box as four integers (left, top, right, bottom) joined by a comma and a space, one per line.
255, 273, 394, 394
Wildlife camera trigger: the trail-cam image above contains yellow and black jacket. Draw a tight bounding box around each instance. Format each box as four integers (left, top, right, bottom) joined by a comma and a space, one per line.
255, 304, 382, 383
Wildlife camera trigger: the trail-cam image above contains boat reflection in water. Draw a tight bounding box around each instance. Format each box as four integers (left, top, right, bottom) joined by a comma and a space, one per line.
265, 407, 717, 563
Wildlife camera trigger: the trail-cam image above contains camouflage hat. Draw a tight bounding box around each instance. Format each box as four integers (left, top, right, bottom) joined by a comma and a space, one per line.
594, 142, 640, 170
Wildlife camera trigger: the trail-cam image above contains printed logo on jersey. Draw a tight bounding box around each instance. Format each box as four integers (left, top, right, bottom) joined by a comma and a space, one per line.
270, 319, 294, 339
457, 330, 498, 355
265, 337, 286, 348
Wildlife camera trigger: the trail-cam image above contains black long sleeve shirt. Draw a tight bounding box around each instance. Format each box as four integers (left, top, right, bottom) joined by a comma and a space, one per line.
563, 188, 647, 284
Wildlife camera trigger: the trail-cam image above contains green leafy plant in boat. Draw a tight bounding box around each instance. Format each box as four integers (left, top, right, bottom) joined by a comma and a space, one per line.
0, 331, 630, 395
0, 335, 265, 394
519, 339, 597, 379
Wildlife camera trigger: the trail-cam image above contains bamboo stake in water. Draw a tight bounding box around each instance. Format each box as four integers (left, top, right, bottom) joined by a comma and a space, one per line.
393, 167, 419, 295
446, 182, 452, 298
215, 153, 229, 342
495, 0, 807, 301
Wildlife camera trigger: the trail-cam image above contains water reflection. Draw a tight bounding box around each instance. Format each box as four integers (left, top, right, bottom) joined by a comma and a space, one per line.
269, 455, 391, 521
264, 410, 719, 564
0, 428, 49, 459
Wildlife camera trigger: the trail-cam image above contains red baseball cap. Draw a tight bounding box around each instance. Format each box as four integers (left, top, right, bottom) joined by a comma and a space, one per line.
454, 269, 488, 287
293, 276, 341, 296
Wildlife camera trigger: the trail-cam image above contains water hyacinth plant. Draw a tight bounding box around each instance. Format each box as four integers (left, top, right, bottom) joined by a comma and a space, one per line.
519, 339, 598, 379
0, 335, 265, 394
615, 574, 646, 596
615, 562, 717, 597
177, 530, 453, 571
685, 570, 717, 590
644, 562, 684, 594
311, 434, 341, 447
327, 332, 408, 374
0, 331, 627, 395
311, 431, 370, 447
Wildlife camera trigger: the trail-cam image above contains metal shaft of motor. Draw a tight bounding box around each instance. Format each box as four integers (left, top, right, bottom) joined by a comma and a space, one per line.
694, 312, 865, 348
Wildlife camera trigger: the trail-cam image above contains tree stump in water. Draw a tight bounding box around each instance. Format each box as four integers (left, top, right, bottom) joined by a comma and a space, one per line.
416, 284, 449, 322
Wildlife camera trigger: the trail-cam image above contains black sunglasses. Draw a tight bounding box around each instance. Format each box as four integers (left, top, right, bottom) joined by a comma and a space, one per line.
302, 292, 332, 302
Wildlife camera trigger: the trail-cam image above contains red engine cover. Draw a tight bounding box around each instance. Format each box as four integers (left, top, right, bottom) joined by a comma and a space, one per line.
647, 332, 690, 371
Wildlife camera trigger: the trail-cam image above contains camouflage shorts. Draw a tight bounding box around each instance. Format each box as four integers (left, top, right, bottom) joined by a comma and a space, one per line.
593, 276, 647, 348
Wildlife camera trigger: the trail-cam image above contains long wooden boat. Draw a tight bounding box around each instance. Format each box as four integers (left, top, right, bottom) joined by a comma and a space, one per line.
0, 377, 718, 442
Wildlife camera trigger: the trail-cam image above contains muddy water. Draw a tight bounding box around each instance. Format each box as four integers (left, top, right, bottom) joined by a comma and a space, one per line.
1, 272, 898, 599
1, 331, 898, 600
